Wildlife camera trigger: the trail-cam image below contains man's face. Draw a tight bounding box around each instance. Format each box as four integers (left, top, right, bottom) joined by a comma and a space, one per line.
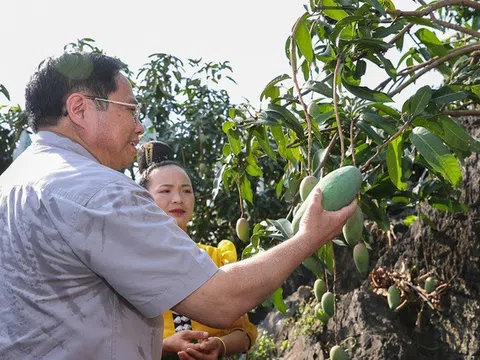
89, 74, 144, 170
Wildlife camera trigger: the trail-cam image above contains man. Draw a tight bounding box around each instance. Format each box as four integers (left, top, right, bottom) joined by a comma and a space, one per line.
0, 52, 357, 359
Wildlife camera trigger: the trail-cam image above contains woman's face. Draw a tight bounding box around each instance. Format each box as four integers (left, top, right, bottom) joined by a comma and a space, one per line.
147, 165, 195, 232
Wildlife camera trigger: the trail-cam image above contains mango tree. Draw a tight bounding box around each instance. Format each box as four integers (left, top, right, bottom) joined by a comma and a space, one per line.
218, 0, 480, 346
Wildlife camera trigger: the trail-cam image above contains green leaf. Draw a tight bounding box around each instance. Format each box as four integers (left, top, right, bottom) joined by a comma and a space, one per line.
357, 120, 385, 145
432, 86, 467, 105
406, 86, 432, 117
403, 215, 418, 226
416, 28, 449, 58
362, 109, 397, 136
267, 218, 294, 239
266, 104, 304, 139
0, 85, 10, 101
342, 79, 393, 102
212, 164, 226, 200
364, 0, 386, 15
271, 126, 287, 158
321, 0, 349, 21
316, 242, 334, 274
271, 287, 287, 315
276, 176, 285, 198
294, 14, 314, 63
387, 135, 407, 190
409, 127, 462, 187
253, 127, 277, 161
260, 74, 290, 101
226, 129, 242, 155
303, 80, 334, 98
371, 103, 401, 119
413, 115, 480, 152
373, 21, 406, 38
361, 195, 390, 231
240, 175, 254, 204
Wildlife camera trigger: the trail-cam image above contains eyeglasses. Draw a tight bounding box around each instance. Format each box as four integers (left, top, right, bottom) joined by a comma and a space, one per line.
84, 95, 141, 124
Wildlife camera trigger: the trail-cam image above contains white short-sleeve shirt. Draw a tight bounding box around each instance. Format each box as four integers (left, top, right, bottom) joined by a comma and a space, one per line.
0, 131, 218, 359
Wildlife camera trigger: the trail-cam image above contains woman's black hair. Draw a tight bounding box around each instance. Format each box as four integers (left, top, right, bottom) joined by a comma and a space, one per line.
137, 141, 191, 190
137, 141, 174, 174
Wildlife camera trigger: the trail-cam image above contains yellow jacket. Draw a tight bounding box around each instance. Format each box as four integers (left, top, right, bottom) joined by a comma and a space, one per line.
162, 240, 258, 348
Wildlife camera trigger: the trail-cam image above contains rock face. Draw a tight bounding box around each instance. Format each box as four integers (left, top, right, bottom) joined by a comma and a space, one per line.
256, 117, 480, 360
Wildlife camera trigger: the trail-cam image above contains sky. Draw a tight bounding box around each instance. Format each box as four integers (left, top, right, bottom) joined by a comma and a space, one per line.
0, 0, 440, 111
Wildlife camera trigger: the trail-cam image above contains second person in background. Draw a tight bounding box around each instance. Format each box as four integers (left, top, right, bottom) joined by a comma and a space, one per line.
137, 141, 258, 360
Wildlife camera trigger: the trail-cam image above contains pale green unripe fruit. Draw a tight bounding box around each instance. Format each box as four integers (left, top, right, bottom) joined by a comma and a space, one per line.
387, 285, 401, 310
353, 243, 369, 276
342, 207, 364, 246
321, 291, 335, 317
235, 218, 249, 243
330, 345, 348, 360
299, 175, 318, 201
425, 277, 437, 294
314, 303, 330, 324
313, 278, 327, 302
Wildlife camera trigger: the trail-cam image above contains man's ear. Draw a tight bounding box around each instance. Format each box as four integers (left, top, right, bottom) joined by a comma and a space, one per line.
65, 93, 88, 128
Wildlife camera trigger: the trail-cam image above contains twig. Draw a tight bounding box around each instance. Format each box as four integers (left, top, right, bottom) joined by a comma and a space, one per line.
318, 133, 339, 173
290, 13, 313, 175
236, 176, 245, 218
433, 18, 480, 38
332, 245, 338, 345
388, 23, 414, 45
333, 56, 345, 166
443, 109, 480, 117
360, 120, 412, 172
350, 117, 356, 167
389, 42, 480, 96
388, 0, 480, 17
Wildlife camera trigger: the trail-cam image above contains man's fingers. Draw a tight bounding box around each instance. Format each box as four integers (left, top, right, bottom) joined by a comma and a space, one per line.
310, 187, 323, 209
342, 199, 358, 219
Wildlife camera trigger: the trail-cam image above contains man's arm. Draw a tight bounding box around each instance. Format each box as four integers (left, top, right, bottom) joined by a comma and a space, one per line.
172, 188, 357, 328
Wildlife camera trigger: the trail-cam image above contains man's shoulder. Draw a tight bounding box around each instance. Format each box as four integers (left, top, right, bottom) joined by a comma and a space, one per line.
1, 141, 141, 207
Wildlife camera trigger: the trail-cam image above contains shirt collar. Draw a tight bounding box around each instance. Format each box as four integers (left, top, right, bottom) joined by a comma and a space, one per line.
35, 131, 99, 163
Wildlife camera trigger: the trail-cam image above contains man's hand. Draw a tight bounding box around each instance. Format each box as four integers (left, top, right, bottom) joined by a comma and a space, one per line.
298, 187, 358, 248
178, 336, 224, 360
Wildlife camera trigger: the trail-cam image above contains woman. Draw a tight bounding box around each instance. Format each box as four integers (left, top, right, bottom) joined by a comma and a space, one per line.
137, 142, 257, 360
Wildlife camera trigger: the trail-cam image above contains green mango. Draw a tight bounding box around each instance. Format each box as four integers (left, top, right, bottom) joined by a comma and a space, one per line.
299, 175, 319, 201
330, 345, 349, 360
314, 303, 330, 324
353, 243, 369, 276
314, 278, 327, 302
235, 218, 249, 243
321, 291, 335, 317
387, 285, 401, 310
342, 206, 364, 246
292, 166, 361, 233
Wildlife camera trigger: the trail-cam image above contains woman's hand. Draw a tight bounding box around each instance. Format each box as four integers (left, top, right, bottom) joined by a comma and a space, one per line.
162, 330, 209, 355
178, 336, 224, 360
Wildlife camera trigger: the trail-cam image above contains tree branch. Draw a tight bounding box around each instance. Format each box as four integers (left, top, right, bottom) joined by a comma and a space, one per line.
388, 0, 480, 17
290, 13, 313, 175
388, 23, 413, 45
333, 56, 345, 166
432, 18, 480, 38
443, 110, 480, 117
360, 120, 412, 172
389, 42, 480, 96
319, 133, 338, 173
